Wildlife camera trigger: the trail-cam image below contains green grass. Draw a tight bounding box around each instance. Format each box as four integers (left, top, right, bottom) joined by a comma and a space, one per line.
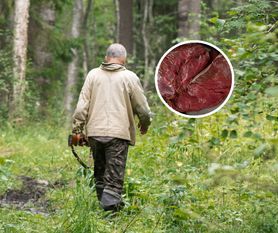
0, 96, 278, 233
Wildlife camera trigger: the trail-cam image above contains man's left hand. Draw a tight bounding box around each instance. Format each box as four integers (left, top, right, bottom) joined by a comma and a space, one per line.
138, 123, 148, 135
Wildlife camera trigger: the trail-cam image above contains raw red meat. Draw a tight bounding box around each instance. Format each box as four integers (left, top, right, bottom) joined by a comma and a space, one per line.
157, 44, 232, 114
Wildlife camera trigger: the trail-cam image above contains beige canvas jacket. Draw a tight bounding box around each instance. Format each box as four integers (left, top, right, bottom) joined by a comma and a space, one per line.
72, 63, 151, 145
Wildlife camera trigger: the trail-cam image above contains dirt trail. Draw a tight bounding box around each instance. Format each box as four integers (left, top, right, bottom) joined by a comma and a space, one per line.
0, 176, 66, 215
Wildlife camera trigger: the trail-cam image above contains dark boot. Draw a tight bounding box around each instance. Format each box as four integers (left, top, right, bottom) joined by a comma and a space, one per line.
101, 189, 124, 211
96, 187, 103, 201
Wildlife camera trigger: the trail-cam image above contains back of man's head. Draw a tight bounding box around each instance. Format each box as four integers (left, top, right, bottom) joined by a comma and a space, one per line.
106, 43, 127, 58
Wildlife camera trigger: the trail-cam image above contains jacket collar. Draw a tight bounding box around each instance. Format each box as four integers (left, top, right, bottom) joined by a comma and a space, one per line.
100, 63, 126, 71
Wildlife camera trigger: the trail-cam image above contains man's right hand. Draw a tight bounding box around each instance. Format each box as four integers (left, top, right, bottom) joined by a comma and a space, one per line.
72, 127, 81, 134
72, 121, 85, 134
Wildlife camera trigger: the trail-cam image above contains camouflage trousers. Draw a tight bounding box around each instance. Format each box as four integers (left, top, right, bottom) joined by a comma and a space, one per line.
88, 137, 129, 201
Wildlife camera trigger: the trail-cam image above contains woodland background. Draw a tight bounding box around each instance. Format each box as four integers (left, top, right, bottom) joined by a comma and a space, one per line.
0, 0, 278, 232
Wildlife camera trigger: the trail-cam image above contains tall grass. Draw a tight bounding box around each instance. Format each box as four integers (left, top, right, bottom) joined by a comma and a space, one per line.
0, 94, 278, 232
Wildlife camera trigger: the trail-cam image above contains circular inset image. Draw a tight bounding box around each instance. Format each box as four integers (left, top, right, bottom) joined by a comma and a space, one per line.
155, 40, 234, 118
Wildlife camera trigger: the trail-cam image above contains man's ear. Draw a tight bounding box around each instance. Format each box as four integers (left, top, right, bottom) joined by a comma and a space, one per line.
121, 56, 127, 65
104, 56, 108, 62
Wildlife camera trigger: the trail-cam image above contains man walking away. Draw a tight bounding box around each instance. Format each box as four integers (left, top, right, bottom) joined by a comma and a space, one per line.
72, 43, 151, 211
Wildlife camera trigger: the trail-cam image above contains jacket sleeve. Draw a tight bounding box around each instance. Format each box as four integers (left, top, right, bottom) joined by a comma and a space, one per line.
72, 73, 92, 132
130, 77, 152, 129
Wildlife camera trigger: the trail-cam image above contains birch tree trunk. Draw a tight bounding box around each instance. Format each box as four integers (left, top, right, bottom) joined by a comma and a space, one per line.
189, 0, 200, 39
10, 0, 30, 119
119, 0, 133, 55
178, 0, 201, 39
178, 0, 190, 38
64, 0, 83, 116
141, 0, 154, 89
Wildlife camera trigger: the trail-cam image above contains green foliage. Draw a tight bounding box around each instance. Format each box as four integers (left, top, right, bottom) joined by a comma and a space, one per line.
202, 0, 278, 140
23, 0, 76, 121
131, 0, 178, 89
0, 0, 277, 232
201, 0, 235, 39
0, 1, 12, 27
0, 30, 13, 122
0, 99, 277, 232
90, 0, 116, 67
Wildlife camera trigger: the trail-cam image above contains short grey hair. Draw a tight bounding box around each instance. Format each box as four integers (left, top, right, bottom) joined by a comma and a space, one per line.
106, 43, 127, 58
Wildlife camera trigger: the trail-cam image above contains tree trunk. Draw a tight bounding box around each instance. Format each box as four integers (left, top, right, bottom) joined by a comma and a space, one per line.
205, 0, 214, 8
189, 0, 200, 39
64, 0, 83, 116
91, 14, 97, 68
119, 0, 133, 55
29, 2, 55, 116
140, 0, 154, 89
142, 0, 149, 88
178, 0, 201, 39
82, 0, 93, 74
10, 0, 30, 119
148, 0, 153, 24
114, 0, 120, 42
178, 0, 189, 38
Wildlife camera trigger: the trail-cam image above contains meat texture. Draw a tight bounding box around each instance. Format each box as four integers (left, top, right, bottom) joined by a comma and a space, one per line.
157, 44, 232, 114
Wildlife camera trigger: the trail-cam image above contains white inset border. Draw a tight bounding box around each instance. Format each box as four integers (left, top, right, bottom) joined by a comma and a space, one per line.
154, 40, 235, 118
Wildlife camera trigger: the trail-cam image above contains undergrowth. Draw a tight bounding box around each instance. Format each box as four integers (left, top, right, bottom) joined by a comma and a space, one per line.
0, 94, 277, 233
